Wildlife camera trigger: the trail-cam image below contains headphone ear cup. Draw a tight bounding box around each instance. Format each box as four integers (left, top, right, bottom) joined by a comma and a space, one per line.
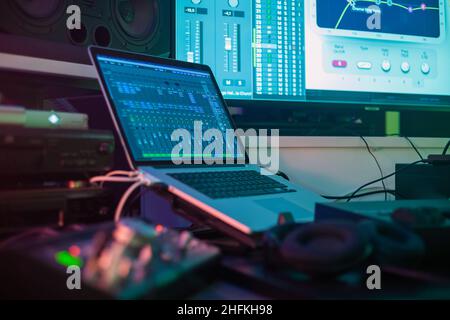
359, 220, 425, 267
278, 221, 371, 276
262, 223, 298, 268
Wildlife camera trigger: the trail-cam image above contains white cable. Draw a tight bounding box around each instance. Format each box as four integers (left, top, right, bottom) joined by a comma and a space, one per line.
114, 173, 153, 222
114, 180, 146, 223
90, 176, 141, 184
90, 170, 140, 187
89, 170, 154, 223
105, 170, 140, 178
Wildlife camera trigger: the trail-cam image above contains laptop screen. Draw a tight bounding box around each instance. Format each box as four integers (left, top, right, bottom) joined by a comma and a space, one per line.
96, 54, 245, 163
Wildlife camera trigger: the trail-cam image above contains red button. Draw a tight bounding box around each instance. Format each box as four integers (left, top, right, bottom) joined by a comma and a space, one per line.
332, 60, 348, 68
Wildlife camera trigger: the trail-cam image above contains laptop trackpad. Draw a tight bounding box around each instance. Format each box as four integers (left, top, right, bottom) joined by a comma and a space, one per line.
254, 198, 310, 215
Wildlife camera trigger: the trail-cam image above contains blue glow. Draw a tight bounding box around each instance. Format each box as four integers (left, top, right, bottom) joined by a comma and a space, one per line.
175, 0, 450, 107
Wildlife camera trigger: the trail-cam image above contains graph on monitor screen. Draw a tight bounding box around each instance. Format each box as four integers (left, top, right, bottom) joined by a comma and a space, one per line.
312, 0, 445, 42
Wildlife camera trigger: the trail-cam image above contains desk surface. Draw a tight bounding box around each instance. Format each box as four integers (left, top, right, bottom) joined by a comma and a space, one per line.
192, 256, 450, 300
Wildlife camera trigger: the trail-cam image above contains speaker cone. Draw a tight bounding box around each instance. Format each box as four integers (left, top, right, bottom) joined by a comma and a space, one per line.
13, 0, 62, 19
94, 26, 112, 47
68, 23, 87, 45
114, 0, 159, 41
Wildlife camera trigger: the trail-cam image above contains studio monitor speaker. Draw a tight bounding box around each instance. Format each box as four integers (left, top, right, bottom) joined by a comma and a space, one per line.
0, 0, 171, 64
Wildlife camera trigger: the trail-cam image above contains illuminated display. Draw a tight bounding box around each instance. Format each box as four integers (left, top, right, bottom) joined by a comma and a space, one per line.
176, 0, 450, 107
96, 56, 244, 161
176, 0, 306, 101
316, 0, 442, 39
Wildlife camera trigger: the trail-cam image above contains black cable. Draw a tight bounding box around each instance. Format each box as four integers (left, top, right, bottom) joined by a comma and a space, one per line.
360, 136, 387, 201
443, 140, 450, 155
346, 159, 426, 202
322, 189, 398, 201
386, 134, 424, 161
404, 136, 424, 161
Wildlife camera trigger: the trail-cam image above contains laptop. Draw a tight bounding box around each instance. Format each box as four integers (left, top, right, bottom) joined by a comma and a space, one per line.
89, 46, 325, 246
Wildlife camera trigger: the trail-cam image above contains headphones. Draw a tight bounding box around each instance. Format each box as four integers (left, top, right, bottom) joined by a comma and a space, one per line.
263, 219, 425, 277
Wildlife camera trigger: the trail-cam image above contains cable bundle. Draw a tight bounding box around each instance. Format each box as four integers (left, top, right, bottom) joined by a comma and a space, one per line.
90, 171, 154, 223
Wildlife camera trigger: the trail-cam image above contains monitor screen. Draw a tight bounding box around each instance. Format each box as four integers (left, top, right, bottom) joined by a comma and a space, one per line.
96, 55, 244, 162
175, 0, 450, 107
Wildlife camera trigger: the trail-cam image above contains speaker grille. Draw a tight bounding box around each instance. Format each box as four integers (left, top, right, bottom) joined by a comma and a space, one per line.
12, 0, 64, 22
114, 0, 159, 43
0, 0, 170, 63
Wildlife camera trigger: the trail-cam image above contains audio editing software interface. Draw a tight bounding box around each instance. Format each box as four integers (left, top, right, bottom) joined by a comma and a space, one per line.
176, 0, 306, 101
176, 0, 450, 107
97, 56, 239, 161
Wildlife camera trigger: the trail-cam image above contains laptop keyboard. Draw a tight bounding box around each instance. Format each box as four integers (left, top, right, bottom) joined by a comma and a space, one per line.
168, 170, 296, 199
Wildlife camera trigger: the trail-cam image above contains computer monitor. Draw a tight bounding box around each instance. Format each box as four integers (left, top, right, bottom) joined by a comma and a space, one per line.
175, 0, 450, 108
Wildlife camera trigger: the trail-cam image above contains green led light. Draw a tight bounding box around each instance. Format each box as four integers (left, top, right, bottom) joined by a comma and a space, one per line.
386, 111, 400, 136
55, 251, 83, 268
